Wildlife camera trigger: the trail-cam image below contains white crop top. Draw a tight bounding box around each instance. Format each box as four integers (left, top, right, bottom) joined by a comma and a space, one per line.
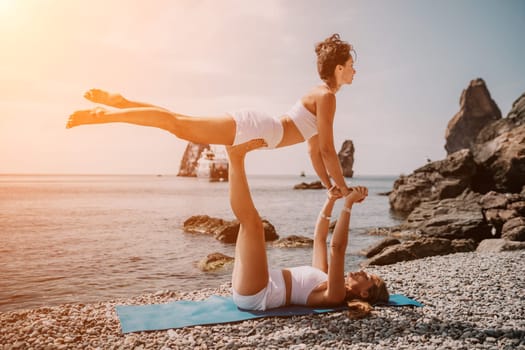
286, 101, 318, 140
288, 265, 328, 305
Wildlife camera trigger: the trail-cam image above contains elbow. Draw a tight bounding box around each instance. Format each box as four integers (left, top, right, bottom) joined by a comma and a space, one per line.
327, 288, 346, 305
319, 146, 335, 159
330, 240, 347, 256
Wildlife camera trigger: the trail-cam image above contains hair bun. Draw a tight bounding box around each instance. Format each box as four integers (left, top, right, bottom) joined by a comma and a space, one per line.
314, 33, 353, 81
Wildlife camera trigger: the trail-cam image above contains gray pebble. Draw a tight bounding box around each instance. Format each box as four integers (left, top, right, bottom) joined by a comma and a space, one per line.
1, 251, 524, 349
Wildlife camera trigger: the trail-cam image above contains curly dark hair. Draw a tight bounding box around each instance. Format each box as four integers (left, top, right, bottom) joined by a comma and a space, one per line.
315, 33, 354, 81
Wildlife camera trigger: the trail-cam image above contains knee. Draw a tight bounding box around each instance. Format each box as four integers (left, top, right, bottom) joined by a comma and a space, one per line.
239, 215, 264, 233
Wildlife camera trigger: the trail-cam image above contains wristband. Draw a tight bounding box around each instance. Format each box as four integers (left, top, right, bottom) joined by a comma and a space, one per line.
319, 213, 331, 220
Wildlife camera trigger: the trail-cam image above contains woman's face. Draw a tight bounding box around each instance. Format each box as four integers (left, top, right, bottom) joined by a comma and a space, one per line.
338, 57, 356, 85
346, 270, 374, 296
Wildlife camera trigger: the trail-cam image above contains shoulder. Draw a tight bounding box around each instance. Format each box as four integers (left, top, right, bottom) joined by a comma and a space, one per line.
315, 91, 336, 120
316, 90, 336, 109
307, 85, 335, 103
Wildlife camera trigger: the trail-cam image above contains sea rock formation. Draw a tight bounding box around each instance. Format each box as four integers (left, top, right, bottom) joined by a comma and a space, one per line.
293, 181, 324, 190
389, 81, 525, 215
471, 98, 525, 193
360, 237, 400, 258
338, 140, 355, 178
475, 238, 525, 252
177, 142, 210, 177
183, 215, 279, 243
396, 190, 492, 241
366, 80, 525, 266
197, 252, 234, 272
479, 190, 525, 236
293, 140, 354, 189
444, 78, 501, 154
389, 149, 477, 214
272, 235, 313, 248
365, 237, 475, 266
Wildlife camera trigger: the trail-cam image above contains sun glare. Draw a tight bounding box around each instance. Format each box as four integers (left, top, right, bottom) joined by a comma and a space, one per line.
0, 0, 13, 12
0, 0, 16, 20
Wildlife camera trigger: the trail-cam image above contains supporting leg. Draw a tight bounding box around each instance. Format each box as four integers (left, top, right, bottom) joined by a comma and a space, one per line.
227, 139, 270, 296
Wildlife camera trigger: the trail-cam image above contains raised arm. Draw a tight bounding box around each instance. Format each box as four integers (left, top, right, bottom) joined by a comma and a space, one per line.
312, 187, 341, 272
307, 136, 332, 189
316, 93, 350, 196
323, 186, 368, 305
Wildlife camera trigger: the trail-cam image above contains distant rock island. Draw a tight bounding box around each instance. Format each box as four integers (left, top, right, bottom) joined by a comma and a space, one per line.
338, 140, 355, 178
177, 142, 210, 177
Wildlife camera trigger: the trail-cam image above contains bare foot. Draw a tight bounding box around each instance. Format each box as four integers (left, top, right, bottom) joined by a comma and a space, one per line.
226, 139, 267, 159
84, 88, 126, 108
66, 107, 107, 129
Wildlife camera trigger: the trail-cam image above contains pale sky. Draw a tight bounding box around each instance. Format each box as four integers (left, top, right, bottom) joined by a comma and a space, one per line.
1, 0, 524, 176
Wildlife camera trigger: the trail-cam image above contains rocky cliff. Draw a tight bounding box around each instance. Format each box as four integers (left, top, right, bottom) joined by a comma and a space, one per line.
390, 81, 525, 214
367, 80, 525, 266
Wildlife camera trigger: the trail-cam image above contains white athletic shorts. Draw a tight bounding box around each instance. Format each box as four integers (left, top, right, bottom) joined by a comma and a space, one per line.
231, 268, 286, 311
229, 110, 284, 149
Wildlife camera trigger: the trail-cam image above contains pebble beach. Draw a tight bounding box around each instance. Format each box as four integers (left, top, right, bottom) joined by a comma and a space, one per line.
1, 250, 524, 350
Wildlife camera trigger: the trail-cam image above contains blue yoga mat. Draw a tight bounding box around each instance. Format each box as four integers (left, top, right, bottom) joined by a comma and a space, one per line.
116, 294, 422, 333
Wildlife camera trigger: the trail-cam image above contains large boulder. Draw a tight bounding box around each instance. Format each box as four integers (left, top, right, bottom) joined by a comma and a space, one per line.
365, 237, 476, 266
476, 239, 525, 253
444, 78, 501, 154
177, 142, 210, 177
272, 235, 314, 248
360, 237, 401, 258
471, 117, 525, 193
397, 190, 492, 241
197, 252, 234, 272
479, 191, 525, 235
388, 149, 477, 214
501, 217, 525, 241
338, 140, 355, 178
183, 215, 279, 243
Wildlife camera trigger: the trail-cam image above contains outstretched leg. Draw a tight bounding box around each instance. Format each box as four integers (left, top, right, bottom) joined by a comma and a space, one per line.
83, 89, 128, 108
84, 88, 171, 112
66, 106, 236, 145
227, 139, 269, 296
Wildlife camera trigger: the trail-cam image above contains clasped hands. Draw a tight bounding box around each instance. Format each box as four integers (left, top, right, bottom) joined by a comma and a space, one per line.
327, 185, 368, 204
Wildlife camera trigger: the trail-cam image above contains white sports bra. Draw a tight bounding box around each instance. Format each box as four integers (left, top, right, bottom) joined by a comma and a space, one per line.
286, 101, 318, 140
288, 266, 328, 305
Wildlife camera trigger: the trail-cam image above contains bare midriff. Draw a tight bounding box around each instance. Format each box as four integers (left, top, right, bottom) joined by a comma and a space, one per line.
276, 116, 305, 148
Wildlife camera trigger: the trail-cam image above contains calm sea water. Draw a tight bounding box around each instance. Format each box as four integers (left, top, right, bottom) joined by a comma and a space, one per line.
0, 174, 400, 312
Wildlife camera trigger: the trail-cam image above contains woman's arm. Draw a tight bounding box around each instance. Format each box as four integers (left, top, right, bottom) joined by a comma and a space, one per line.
307, 136, 332, 189
316, 93, 350, 196
309, 186, 368, 306
312, 188, 340, 272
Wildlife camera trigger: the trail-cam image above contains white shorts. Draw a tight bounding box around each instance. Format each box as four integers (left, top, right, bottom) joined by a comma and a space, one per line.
229, 110, 284, 149
231, 268, 286, 311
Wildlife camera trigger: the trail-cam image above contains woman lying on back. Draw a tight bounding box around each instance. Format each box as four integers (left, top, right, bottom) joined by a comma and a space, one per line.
226, 139, 388, 315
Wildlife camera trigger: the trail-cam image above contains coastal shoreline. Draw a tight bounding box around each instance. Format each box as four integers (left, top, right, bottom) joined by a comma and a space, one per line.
1, 250, 524, 349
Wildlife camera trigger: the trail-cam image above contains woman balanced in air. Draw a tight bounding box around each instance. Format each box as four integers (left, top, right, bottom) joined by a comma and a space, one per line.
67, 34, 356, 196
226, 139, 388, 311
